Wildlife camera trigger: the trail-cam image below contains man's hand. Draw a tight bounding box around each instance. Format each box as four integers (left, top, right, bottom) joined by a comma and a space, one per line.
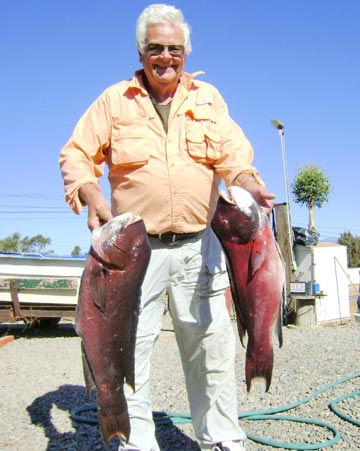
79, 183, 113, 230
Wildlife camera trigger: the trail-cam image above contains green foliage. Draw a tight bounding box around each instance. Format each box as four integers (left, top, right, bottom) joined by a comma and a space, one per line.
291, 163, 332, 232
338, 231, 360, 268
0, 232, 53, 255
71, 245, 82, 256
291, 163, 331, 208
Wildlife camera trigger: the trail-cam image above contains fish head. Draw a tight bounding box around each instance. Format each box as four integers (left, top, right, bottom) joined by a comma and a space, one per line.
212, 186, 265, 244
91, 213, 149, 269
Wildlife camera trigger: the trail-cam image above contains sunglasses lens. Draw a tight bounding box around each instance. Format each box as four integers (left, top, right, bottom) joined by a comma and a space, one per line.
146, 44, 184, 56
168, 45, 183, 55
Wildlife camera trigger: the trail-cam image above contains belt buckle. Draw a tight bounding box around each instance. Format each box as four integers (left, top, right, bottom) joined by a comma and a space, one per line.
158, 233, 177, 243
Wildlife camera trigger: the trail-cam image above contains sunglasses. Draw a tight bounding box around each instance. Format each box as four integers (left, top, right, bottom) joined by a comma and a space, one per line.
145, 43, 185, 57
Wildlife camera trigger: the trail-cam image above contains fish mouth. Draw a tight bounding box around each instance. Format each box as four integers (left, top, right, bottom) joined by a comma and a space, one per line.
91, 213, 142, 262
219, 189, 235, 205
219, 186, 266, 236
227, 186, 257, 214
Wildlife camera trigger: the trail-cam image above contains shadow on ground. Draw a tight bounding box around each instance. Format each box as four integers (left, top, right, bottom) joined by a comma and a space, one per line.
0, 321, 78, 339
27, 384, 200, 451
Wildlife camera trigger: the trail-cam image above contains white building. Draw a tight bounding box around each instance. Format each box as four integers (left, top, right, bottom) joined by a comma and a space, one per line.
292, 243, 350, 325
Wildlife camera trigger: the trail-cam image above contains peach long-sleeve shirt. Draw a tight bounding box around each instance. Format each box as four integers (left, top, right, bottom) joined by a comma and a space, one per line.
59, 70, 263, 235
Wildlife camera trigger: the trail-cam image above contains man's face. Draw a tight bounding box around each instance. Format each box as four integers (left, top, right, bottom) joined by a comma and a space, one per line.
140, 23, 186, 92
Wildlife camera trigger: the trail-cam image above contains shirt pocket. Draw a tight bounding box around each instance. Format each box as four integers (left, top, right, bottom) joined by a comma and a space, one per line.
185, 106, 221, 162
110, 117, 150, 167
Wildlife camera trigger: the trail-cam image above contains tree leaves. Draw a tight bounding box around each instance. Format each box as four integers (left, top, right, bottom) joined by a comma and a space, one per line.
291, 163, 331, 232
0, 232, 53, 254
338, 231, 360, 268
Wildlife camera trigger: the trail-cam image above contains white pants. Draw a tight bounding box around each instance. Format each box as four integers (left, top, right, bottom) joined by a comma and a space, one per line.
119, 228, 246, 451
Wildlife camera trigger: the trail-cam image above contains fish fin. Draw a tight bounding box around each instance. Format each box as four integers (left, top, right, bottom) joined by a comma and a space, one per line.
228, 278, 247, 347
89, 263, 108, 311
235, 313, 247, 348
245, 347, 274, 392
275, 271, 285, 349
125, 360, 135, 393
276, 306, 284, 348
98, 392, 130, 446
249, 237, 266, 277
81, 342, 96, 399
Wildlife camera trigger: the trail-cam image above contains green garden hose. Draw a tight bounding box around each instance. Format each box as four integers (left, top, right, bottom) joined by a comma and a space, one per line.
330, 390, 360, 427
70, 372, 360, 449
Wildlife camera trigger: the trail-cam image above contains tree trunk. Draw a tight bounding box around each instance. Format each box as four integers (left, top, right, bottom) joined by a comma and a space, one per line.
308, 204, 316, 232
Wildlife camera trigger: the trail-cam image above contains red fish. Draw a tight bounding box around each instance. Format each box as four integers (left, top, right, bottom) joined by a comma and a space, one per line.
76, 213, 151, 446
211, 186, 284, 392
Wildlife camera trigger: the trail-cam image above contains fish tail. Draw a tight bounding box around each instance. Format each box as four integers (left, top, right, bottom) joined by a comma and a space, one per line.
245, 347, 274, 392
98, 393, 130, 446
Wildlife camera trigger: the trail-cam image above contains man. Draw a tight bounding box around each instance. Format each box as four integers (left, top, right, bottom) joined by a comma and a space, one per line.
59, 4, 275, 451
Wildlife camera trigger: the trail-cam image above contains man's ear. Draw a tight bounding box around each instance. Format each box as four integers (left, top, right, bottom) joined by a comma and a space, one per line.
138, 51, 143, 64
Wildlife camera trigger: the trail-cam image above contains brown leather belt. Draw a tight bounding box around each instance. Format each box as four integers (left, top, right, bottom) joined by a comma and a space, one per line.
148, 232, 200, 243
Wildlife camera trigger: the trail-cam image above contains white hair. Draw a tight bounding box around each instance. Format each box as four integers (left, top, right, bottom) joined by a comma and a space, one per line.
136, 4, 192, 55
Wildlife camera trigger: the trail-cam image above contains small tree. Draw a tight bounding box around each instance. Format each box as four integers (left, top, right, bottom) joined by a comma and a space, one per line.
291, 163, 331, 232
71, 245, 82, 257
0, 232, 22, 252
0, 233, 53, 255
338, 231, 360, 268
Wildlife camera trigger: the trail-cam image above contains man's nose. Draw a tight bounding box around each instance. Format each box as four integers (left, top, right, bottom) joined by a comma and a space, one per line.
159, 47, 172, 57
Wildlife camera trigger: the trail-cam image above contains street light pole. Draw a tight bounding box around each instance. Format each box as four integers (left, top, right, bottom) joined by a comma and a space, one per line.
271, 120, 292, 212
271, 119, 296, 271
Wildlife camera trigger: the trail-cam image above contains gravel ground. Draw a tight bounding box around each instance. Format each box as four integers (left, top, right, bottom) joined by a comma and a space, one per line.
0, 316, 359, 451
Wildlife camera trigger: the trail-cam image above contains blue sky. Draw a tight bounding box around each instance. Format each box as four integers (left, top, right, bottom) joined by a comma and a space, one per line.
1, 0, 359, 255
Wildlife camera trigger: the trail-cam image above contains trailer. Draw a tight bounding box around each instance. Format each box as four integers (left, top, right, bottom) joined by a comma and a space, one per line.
0, 252, 86, 326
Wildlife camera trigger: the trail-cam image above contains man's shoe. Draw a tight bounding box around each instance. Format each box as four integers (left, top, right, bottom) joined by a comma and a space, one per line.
213, 440, 246, 451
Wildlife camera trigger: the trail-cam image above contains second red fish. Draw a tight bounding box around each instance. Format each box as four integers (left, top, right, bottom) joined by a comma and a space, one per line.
211, 186, 284, 392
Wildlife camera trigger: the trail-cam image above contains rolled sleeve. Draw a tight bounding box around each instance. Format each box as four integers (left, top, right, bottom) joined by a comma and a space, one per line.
59, 95, 111, 213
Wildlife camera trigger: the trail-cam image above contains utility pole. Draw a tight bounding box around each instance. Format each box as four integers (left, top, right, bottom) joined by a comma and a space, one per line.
271, 120, 297, 319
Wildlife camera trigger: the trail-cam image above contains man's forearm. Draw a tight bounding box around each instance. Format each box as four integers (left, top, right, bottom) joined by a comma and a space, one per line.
79, 183, 102, 206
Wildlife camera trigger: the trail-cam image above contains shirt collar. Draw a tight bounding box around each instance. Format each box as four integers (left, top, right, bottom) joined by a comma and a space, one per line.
126, 69, 205, 96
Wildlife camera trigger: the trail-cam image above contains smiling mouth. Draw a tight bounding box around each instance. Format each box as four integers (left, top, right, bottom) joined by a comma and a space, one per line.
154, 64, 177, 73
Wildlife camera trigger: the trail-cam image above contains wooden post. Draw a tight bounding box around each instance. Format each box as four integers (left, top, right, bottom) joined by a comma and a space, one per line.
9, 279, 22, 318
273, 203, 295, 315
